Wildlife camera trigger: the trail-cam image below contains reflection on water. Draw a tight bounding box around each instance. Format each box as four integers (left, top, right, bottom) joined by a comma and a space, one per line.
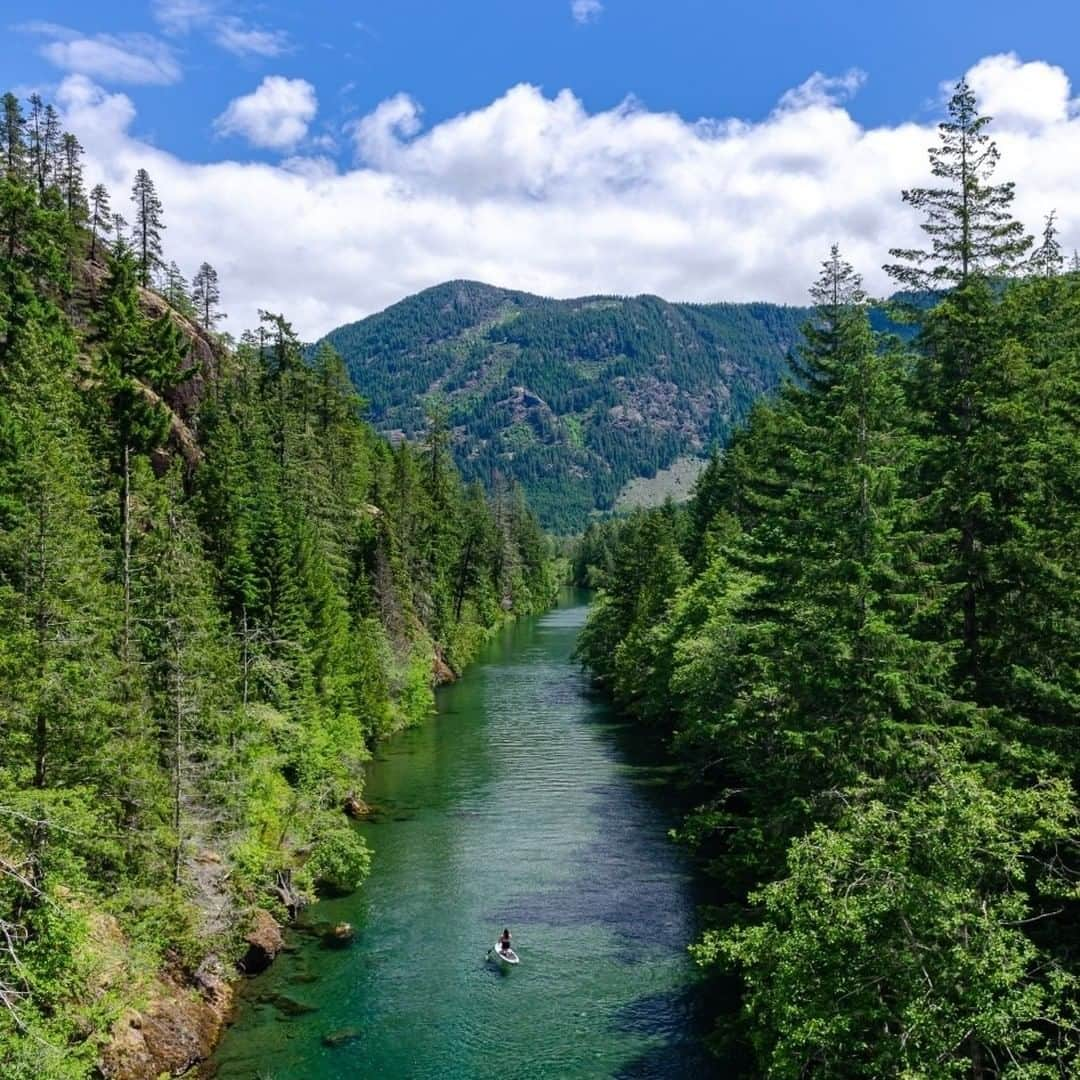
210, 590, 720, 1079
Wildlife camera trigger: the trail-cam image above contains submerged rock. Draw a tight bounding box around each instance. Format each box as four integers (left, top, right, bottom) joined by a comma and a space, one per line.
322, 1027, 363, 1048
260, 992, 318, 1018
324, 921, 355, 948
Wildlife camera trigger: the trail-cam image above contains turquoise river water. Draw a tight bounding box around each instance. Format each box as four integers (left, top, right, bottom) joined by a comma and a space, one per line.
209, 590, 720, 1079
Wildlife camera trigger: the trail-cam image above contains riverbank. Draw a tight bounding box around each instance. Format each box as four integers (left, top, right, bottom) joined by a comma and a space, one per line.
209, 591, 719, 1078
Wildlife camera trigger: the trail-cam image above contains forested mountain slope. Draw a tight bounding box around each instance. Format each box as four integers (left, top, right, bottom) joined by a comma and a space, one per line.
0, 90, 555, 1077
320, 283, 807, 531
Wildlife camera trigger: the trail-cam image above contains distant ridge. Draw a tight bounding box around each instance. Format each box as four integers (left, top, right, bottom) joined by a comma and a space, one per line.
320, 281, 808, 531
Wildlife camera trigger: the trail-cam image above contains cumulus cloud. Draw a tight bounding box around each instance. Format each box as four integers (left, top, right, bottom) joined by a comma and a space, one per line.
57, 56, 1080, 340
20, 22, 181, 85
214, 77, 317, 149
962, 52, 1076, 130
571, 0, 604, 23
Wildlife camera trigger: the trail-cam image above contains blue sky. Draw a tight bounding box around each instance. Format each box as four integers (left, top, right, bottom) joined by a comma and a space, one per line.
11, 0, 1077, 163
8, 1, 1080, 336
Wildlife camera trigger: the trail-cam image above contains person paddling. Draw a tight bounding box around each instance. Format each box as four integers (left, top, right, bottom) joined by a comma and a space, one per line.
498, 928, 512, 954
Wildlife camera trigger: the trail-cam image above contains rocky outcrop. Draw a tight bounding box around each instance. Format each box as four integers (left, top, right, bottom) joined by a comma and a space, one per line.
433, 645, 456, 685
239, 908, 284, 974
99, 961, 233, 1080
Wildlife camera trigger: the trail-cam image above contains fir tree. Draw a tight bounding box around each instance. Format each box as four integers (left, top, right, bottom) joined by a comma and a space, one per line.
130, 168, 165, 287
1030, 210, 1064, 278
0, 93, 26, 181
88, 183, 111, 262
191, 261, 224, 330
885, 80, 1032, 289
58, 133, 86, 224
163, 261, 189, 311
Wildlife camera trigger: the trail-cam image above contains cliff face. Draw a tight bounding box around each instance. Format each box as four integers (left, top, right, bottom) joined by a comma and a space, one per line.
100, 965, 233, 1080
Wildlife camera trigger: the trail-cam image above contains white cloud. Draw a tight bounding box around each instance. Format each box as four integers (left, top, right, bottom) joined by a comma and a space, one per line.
214, 77, 317, 149
962, 52, 1075, 130
778, 68, 867, 111
211, 17, 290, 57
57, 56, 1080, 340
152, 0, 290, 56
571, 0, 604, 23
153, 0, 216, 34
20, 23, 181, 85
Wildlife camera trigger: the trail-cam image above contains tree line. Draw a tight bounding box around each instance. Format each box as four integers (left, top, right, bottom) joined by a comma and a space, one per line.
575, 81, 1080, 1077
0, 90, 556, 1076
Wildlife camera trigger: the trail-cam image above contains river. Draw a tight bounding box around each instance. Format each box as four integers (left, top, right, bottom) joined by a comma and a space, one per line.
210, 590, 719, 1079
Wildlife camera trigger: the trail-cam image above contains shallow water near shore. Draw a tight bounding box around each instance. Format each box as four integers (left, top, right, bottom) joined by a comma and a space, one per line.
210, 590, 720, 1079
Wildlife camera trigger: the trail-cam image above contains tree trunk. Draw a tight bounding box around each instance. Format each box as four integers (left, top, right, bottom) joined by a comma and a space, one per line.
121, 441, 132, 667
33, 492, 48, 788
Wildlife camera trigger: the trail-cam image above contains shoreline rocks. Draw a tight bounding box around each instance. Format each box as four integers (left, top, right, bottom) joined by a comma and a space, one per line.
239, 909, 285, 975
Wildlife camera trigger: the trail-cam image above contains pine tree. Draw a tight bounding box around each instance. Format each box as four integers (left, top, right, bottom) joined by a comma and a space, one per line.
88, 183, 111, 262
191, 261, 224, 330
94, 247, 185, 661
136, 468, 232, 886
58, 133, 86, 224
1030, 210, 1064, 278
0, 93, 26, 181
163, 261, 189, 310
111, 211, 127, 250
885, 80, 1031, 289
887, 84, 1033, 696
130, 168, 165, 287
25, 94, 46, 195
0, 312, 121, 791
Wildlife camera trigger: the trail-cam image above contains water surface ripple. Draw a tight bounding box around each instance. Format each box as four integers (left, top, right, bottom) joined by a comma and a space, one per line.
210, 592, 719, 1079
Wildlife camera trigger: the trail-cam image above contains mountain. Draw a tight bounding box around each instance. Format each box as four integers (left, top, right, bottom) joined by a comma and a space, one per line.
320, 281, 808, 531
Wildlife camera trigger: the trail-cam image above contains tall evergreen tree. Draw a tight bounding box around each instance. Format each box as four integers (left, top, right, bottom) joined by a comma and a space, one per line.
111, 211, 128, 250
885, 80, 1031, 289
57, 133, 86, 224
130, 168, 165, 287
94, 247, 185, 661
0, 93, 26, 181
191, 261, 223, 330
1030, 210, 1064, 278
88, 182, 111, 262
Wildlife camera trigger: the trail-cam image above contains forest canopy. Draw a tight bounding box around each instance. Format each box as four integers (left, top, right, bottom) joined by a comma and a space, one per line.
575, 80, 1080, 1078
0, 88, 556, 1076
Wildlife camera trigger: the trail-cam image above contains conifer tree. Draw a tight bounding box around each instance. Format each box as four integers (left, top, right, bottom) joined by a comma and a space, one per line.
887, 83, 1032, 695
88, 182, 111, 262
191, 261, 223, 330
111, 211, 127, 250
25, 94, 47, 195
163, 260, 189, 312
885, 80, 1031, 289
94, 247, 185, 660
130, 168, 165, 287
0, 93, 26, 181
58, 133, 86, 224
1030, 210, 1064, 278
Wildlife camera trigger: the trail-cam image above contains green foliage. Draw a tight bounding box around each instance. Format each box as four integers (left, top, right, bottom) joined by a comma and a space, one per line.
576, 98, 1080, 1073
300, 827, 372, 896
320, 282, 808, 531
0, 88, 558, 1075
715, 764, 1080, 1077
